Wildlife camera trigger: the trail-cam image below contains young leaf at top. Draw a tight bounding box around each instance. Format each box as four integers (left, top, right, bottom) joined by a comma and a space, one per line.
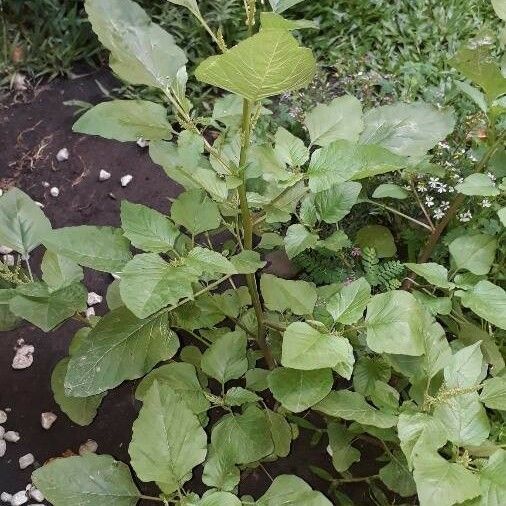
195, 29, 316, 102
85, 0, 187, 90
260, 274, 317, 315
129, 381, 207, 494
449, 233, 497, 275
32, 454, 141, 506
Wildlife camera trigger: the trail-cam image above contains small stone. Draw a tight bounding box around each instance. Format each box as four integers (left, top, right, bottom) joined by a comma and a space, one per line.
50, 187, 60, 198
10, 491, 28, 506
19, 453, 34, 470
4, 431, 20, 443
98, 169, 111, 181
0, 440, 6, 457
120, 174, 133, 187
79, 439, 98, 455
41, 412, 57, 430
3, 255, 15, 267
41, 181, 50, 188
87, 292, 103, 306
56, 148, 69, 162
0, 426, 4, 438
12, 345, 34, 370
0, 492, 12, 503
28, 488, 44, 503
0, 246, 13, 254
85, 307, 95, 318
0, 410, 6, 424
136, 137, 149, 148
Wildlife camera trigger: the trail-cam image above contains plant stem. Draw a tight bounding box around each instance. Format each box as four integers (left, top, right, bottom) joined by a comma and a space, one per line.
364, 199, 432, 231
336, 474, 379, 483
237, 99, 275, 369
263, 320, 287, 332
139, 495, 164, 503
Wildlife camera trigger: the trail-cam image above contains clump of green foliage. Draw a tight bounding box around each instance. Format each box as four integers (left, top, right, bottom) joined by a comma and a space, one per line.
0, 1, 505, 505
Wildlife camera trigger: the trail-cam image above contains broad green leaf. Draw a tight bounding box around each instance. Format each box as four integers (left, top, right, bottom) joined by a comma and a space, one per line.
274, 127, 309, 166
404, 262, 450, 289
352, 356, 390, 396
135, 362, 210, 414
211, 406, 274, 464
256, 474, 333, 505
212, 94, 272, 128
171, 190, 222, 235
120, 254, 196, 318
195, 29, 316, 102
455, 80, 488, 113
365, 291, 426, 356
315, 390, 397, 428
455, 173, 499, 196
201, 330, 248, 383
498, 207, 506, 226
197, 492, 241, 506
246, 368, 270, 391
250, 145, 291, 181
73, 100, 172, 141
130, 382, 206, 493
492, 0, 506, 19
52, 359, 106, 426
413, 291, 452, 316
305, 96, 363, 146
480, 377, 506, 410
202, 447, 240, 492
0, 188, 51, 256
307, 140, 405, 192
449, 234, 496, 275
444, 342, 484, 389
268, 0, 305, 13
327, 422, 361, 472
458, 280, 506, 329
360, 102, 455, 158
317, 230, 351, 252
282, 322, 354, 370
32, 454, 140, 506
41, 250, 83, 291
265, 408, 292, 458
475, 449, 506, 505
260, 12, 318, 31
121, 201, 179, 253
372, 183, 409, 199
0, 294, 20, 331
43, 225, 132, 273
268, 367, 333, 412
229, 250, 266, 274
326, 277, 371, 324
314, 182, 362, 223
65, 307, 178, 396
260, 274, 317, 315
224, 387, 261, 406
10, 282, 87, 332
355, 224, 396, 258
187, 247, 237, 275
412, 452, 480, 506
379, 452, 416, 497
85, 0, 187, 90
284, 224, 318, 259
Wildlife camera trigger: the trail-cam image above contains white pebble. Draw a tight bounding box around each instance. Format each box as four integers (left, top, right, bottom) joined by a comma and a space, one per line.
34, 202, 44, 208
41, 412, 57, 430
4, 431, 20, 443
79, 439, 98, 455
12, 352, 33, 370
99, 169, 111, 181
0, 410, 6, 424
56, 148, 69, 162
136, 137, 149, 148
87, 292, 103, 306
0, 492, 12, 503
10, 491, 28, 506
0, 440, 6, 457
85, 307, 95, 318
41, 181, 50, 188
0, 426, 4, 439
50, 187, 60, 198
120, 174, 133, 187
0, 246, 13, 254
19, 453, 34, 470
3, 255, 15, 267
28, 488, 44, 503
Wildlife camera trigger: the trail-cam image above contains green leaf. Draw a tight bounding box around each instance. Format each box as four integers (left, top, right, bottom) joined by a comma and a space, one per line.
284, 224, 318, 259
129, 381, 206, 493
360, 102, 455, 158
265, 408, 292, 458
492, 0, 506, 19
85, 0, 187, 90
260, 274, 317, 315
372, 183, 409, 199
211, 406, 274, 464
305, 96, 363, 146
201, 330, 248, 383
455, 81, 488, 113
43, 225, 132, 273
10, 282, 87, 332
475, 449, 506, 505
0, 188, 51, 256
256, 474, 333, 505
326, 277, 371, 325
498, 207, 506, 226
195, 29, 315, 102
65, 307, 178, 396
168, 0, 200, 17
352, 356, 390, 396
260, 12, 318, 31
314, 390, 397, 428
444, 342, 484, 388
455, 173, 499, 196
135, 362, 210, 415
449, 234, 496, 275
120, 253, 196, 318
365, 291, 425, 355
355, 224, 396, 258
197, 492, 241, 506
327, 422, 361, 472
73, 100, 172, 141
224, 387, 261, 406
229, 250, 266, 274
268, 367, 333, 412
480, 377, 506, 410
379, 452, 416, 497
314, 182, 362, 224
412, 452, 480, 506
404, 262, 450, 289
307, 140, 405, 192
171, 190, 222, 235
458, 280, 506, 329
120, 201, 179, 253
274, 127, 309, 166
282, 321, 354, 370
202, 447, 240, 492
268, 0, 305, 13
32, 454, 140, 506
52, 359, 106, 426
187, 247, 237, 275
317, 230, 351, 252
41, 251, 83, 291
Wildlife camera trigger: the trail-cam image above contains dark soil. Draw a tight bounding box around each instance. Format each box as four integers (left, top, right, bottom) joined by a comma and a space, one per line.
0, 70, 380, 504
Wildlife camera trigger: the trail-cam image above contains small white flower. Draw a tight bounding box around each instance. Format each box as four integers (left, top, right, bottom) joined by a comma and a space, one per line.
425, 196, 435, 207
448, 186, 455, 192
438, 141, 450, 150
486, 172, 496, 182
417, 183, 427, 193
436, 183, 447, 193
428, 177, 440, 188
458, 210, 473, 222
433, 208, 445, 220
481, 198, 491, 208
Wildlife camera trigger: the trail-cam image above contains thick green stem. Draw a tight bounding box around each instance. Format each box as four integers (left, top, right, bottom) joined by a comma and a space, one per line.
237, 99, 275, 369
